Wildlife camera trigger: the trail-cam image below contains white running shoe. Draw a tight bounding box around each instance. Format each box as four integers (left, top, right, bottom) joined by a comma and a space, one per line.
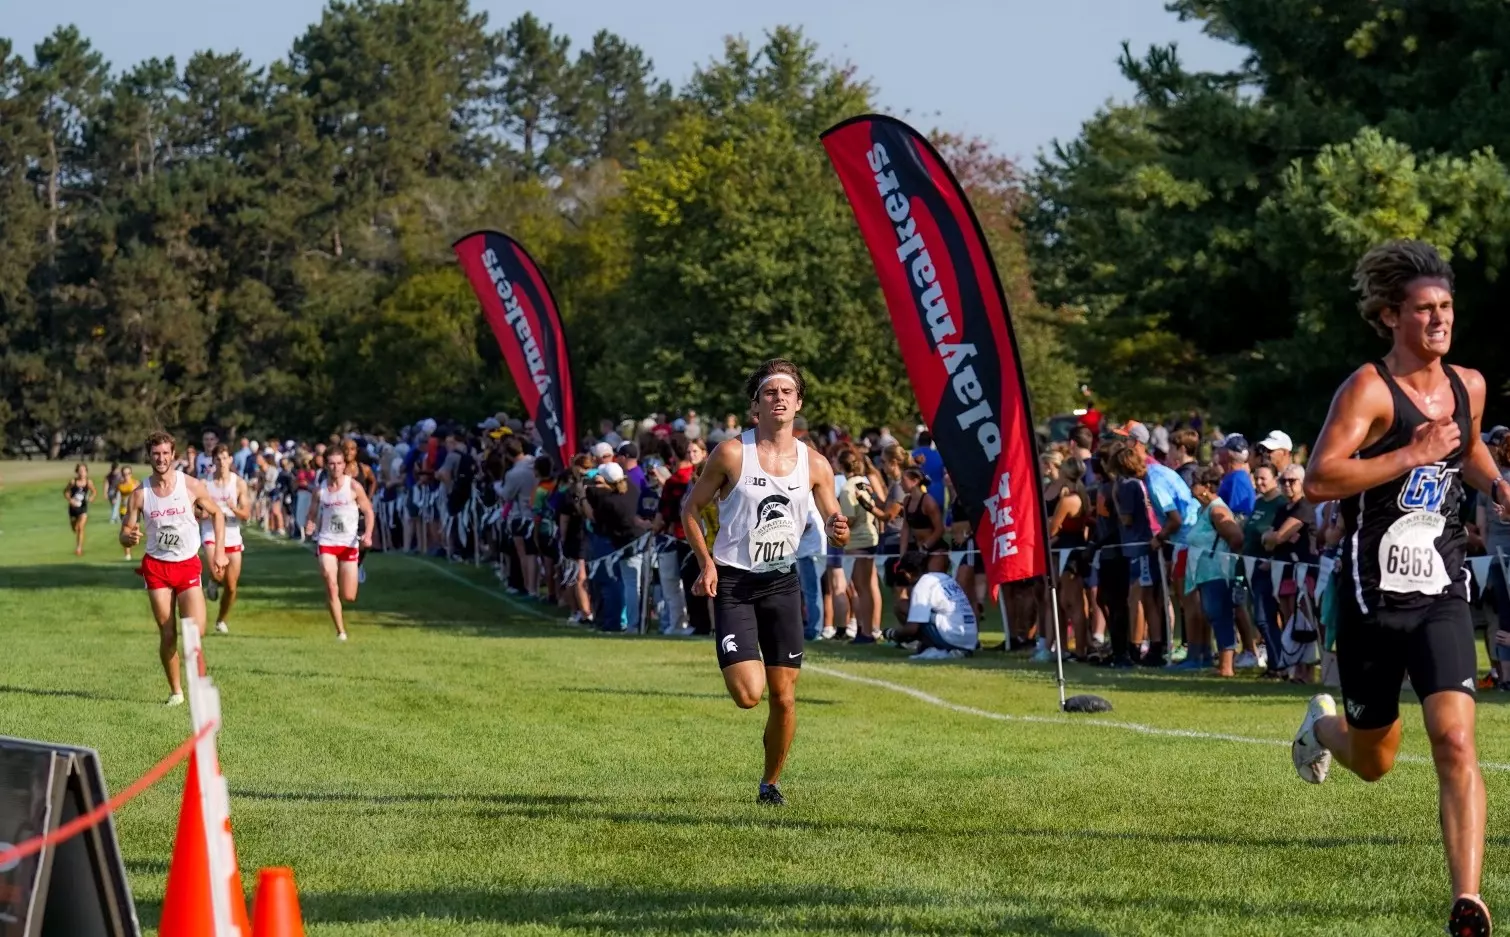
1292, 693, 1336, 784
1256, 645, 1268, 670
1233, 650, 1258, 669
337, 631, 348, 642
910, 647, 953, 661
214, 621, 229, 634
165, 692, 185, 707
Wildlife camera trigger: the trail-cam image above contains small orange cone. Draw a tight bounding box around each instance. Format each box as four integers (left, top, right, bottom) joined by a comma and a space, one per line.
251, 867, 306, 937
159, 753, 251, 936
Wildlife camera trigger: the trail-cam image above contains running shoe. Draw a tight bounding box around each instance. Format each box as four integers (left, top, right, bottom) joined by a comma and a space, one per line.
337, 631, 348, 642
757, 784, 787, 807
1029, 647, 1054, 663
214, 621, 229, 634
205, 579, 219, 600
1448, 894, 1492, 937
165, 692, 185, 707
911, 647, 953, 661
849, 634, 877, 645
1233, 650, 1259, 669
1292, 693, 1336, 784
358, 565, 367, 585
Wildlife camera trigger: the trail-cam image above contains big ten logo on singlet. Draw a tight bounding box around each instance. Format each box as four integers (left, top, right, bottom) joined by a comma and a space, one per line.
1380, 462, 1457, 595
744, 476, 768, 488
748, 494, 798, 572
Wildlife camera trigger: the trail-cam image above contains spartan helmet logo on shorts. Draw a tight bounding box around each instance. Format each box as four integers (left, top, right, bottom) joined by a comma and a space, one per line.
721, 634, 738, 655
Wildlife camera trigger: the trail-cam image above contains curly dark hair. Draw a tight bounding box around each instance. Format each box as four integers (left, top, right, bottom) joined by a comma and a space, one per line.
1352, 239, 1454, 338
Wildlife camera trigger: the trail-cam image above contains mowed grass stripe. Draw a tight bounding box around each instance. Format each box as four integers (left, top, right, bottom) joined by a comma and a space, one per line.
0, 476, 1503, 935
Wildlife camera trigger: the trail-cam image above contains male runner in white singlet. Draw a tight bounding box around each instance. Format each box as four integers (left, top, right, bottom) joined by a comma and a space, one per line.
120, 431, 228, 705
682, 359, 849, 806
201, 444, 250, 634
1294, 240, 1509, 937
306, 448, 374, 640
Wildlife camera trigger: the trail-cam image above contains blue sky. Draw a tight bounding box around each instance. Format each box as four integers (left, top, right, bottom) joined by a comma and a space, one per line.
5, 0, 1248, 161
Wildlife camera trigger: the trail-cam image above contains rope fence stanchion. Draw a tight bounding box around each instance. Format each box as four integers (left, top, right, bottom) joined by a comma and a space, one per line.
0, 721, 215, 871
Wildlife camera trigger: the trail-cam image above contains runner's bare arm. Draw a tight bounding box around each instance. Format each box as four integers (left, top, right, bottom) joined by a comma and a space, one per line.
353, 481, 375, 547
681, 439, 740, 595
87, 480, 97, 503
1305, 365, 1458, 502
1452, 366, 1510, 510
810, 455, 849, 548
231, 478, 252, 522
187, 476, 227, 569
120, 488, 145, 546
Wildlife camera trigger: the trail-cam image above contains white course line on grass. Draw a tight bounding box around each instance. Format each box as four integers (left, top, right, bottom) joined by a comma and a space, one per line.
807, 664, 1510, 774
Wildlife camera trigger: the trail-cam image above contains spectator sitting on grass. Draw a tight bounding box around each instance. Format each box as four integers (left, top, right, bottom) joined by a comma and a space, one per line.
885, 551, 978, 661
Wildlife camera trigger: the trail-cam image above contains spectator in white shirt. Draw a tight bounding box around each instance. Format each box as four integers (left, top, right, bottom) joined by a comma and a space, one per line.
886, 552, 978, 660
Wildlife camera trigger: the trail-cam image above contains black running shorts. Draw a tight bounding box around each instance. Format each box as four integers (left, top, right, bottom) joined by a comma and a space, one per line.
714, 565, 804, 670
1335, 592, 1476, 730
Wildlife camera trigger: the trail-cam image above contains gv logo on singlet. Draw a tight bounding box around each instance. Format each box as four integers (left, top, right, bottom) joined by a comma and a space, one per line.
1398, 462, 1455, 513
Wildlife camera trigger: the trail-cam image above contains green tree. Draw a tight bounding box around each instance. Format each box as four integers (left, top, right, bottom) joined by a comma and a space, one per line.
614, 29, 913, 431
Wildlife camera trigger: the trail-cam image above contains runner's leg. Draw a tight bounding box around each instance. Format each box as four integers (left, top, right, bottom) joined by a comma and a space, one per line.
338, 556, 360, 603
1423, 691, 1485, 900
762, 665, 798, 786
318, 553, 346, 636
218, 551, 242, 626
149, 588, 181, 695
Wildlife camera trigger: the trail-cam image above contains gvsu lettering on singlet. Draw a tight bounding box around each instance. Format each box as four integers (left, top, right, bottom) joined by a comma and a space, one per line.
481, 248, 566, 449
864, 143, 1001, 463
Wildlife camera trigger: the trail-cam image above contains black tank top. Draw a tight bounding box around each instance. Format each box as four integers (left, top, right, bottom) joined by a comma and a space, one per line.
1340, 361, 1471, 616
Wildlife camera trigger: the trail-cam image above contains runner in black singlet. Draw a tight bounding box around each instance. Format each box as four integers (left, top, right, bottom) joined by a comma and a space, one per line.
1292, 240, 1509, 937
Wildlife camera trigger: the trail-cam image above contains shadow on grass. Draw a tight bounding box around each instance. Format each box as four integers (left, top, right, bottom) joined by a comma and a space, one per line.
133, 879, 1434, 934
230, 789, 603, 807
134, 882, 1115, 935
562, 686, 840, 705
0, 683, 142, 704
0, 563, 145, 591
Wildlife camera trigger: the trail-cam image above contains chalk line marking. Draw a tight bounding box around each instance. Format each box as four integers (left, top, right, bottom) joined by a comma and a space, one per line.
807, 665, 1510, 774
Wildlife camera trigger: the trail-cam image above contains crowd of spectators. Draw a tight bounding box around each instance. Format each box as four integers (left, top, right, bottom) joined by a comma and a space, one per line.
154, 406, 1510, 685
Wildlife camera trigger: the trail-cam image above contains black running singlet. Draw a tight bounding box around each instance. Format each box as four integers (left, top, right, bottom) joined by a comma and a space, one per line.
1339, 361, 1472, 617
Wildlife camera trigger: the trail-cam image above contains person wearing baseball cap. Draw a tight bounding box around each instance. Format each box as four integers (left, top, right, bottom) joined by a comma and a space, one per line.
1217, 434, 1256, 517
590, 441, 614, 464
1256, 430, 1294, 473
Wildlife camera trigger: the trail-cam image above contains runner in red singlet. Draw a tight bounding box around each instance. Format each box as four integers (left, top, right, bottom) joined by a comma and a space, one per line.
305, 448, 374, 640
120, 431, 228, 705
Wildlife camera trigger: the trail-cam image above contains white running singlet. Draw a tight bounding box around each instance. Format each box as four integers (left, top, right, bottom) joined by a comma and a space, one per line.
317, 477, 360, 548
712, 430, 813, 574
143, 471, 202, 563
199, 475, 244, 548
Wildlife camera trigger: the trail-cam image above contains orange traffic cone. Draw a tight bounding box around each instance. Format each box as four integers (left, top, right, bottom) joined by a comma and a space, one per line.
159, 753, 251, 936
251, 867, 306, 937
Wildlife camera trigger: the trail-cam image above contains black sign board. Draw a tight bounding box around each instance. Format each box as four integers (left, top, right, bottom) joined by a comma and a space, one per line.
0, 738, 140, 937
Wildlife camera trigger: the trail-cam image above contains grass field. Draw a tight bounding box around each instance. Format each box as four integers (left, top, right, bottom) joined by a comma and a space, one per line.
2, 471, 1507, 936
